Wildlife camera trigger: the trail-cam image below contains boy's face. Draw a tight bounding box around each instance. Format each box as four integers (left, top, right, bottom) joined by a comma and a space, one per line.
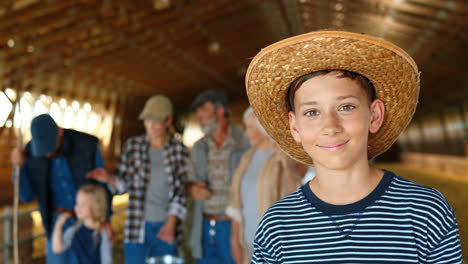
288, 71, 385, 170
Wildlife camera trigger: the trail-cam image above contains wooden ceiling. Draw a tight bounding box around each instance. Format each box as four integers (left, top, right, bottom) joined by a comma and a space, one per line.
1, 0, 467, 118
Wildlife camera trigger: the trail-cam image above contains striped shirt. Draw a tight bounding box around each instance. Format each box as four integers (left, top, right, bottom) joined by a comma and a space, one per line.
252, 170, 463, 264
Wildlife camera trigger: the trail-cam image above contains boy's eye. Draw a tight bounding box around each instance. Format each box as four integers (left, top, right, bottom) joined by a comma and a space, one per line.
304, 110, 319, 117
339, 104, 355, 111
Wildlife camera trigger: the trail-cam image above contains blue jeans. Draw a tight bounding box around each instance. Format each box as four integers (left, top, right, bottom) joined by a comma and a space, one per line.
197, 218, 234, 264
124, 221, 177, 264
46, 212, 78, 264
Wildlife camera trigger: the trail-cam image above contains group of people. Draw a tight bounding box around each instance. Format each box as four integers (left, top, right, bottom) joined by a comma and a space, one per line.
11, 29, 463, 264
11, 88, 302, 264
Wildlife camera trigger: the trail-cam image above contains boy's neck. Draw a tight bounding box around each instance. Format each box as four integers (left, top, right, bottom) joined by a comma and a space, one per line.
310, 165, 384, 205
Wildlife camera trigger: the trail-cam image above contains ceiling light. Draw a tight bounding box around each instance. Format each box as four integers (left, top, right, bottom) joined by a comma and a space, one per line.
208, 41, 220, 55
153, 0, 170, 10
7, 39, 15, 48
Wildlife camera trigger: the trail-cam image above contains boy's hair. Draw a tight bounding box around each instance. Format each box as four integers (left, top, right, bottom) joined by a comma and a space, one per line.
78, 183, 108, 224
287, 70, 377, 112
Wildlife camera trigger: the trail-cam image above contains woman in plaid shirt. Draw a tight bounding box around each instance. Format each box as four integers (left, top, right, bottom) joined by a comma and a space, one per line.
87, 95, 190, 264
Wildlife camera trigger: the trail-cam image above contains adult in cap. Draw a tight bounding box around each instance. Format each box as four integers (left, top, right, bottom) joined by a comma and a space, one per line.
187, 89, 249, 263
11, 113, 107, 264
246, 30, 462, 263
87, 95, 190, 264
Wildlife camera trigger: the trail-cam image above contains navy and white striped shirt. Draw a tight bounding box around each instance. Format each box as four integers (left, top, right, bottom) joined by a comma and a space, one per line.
252, 170, 463, 263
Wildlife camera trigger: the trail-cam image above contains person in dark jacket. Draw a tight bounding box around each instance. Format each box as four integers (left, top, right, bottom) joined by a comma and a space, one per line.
11, 114, 107, 264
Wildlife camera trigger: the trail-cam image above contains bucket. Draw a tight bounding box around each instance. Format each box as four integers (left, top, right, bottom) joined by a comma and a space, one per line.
145, 255, 184, 264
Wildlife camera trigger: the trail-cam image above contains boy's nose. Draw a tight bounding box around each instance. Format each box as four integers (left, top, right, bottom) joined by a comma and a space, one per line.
321, 112, 343, 136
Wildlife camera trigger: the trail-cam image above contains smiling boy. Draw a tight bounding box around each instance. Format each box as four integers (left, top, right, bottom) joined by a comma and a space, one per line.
245, 31, 463, 263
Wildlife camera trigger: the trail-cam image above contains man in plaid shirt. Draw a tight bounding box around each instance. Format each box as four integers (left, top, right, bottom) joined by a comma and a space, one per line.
87, 95, 190, 264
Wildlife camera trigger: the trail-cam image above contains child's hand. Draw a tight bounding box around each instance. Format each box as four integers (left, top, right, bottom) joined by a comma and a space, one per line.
57, 212, 72, 223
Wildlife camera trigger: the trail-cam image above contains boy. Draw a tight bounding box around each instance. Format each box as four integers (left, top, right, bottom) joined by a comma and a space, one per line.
245, 31, 463, 263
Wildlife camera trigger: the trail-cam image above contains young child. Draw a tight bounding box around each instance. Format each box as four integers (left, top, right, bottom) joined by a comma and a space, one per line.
245, 31, 463, 263
52, 184, 112, 264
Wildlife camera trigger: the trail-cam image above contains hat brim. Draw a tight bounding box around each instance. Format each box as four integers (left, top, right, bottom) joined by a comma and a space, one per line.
138, 113, 168, 123
246, 31, 420, 166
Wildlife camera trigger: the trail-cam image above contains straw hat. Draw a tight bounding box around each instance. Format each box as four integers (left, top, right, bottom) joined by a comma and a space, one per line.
245, 30, 420, 166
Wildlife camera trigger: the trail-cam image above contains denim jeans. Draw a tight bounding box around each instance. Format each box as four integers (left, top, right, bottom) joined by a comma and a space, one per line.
124, 221, 177, 264
196, 218, 234, 264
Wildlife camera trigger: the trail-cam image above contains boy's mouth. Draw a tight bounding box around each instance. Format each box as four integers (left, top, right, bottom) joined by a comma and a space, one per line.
318, 140, 349, 151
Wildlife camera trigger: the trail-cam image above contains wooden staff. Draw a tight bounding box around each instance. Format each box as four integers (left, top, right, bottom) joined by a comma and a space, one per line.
13, 99, 22, 264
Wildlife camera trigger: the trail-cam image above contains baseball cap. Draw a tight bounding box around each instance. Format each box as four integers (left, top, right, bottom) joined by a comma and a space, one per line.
30, 114, 58, 157
139, 95, 173, 122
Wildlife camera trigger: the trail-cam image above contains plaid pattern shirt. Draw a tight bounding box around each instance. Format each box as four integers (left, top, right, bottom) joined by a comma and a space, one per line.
115, 135, 189, 244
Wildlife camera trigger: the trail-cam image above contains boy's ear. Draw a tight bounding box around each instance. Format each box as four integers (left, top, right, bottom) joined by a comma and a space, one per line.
369, 99, 385, 134
288, 111, 302, 143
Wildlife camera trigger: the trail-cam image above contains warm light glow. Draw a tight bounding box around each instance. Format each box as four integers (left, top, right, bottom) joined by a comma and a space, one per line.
8, 94, 111, 151
63, 106, 75, 128
208, 41, 221, 55
87, 112, 100, 133
84, 102, 92, 113
75, 109, 88, 131
31, 210, 42, 226
153, 0, 170, 10
72, 100, 80, 111
14, 97, 33, 130
112, 193, 129, 207
7, 39, 15, 47
98, 115, 113, 148
33, 100, 48, 116
0, 92, 13, 127
50, 103, 63, 125
183, 122, 204, 148
334, 3, 343, 11
23, 92, 32, 99
14, 107, 21, 129
59, 98, 67, 109
39, 94, 52, 104
5, 88, 16, 101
